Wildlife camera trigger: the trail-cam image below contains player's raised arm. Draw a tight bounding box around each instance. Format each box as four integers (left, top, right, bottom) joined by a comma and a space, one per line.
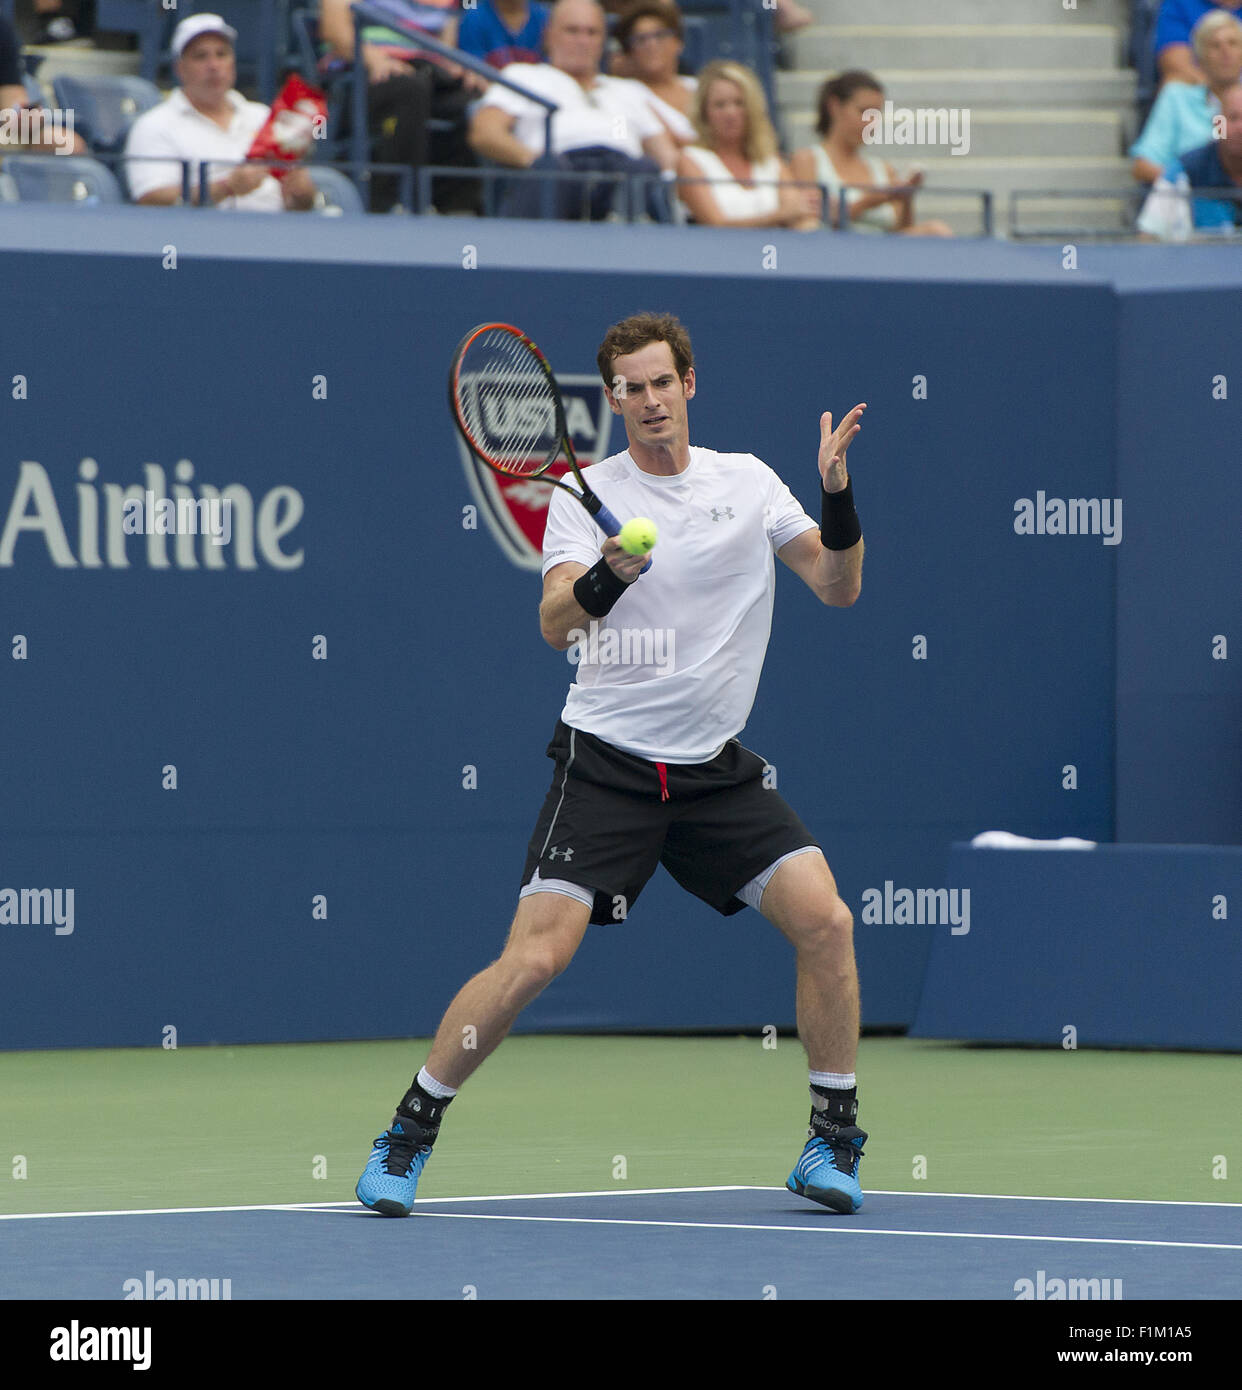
777, 405, 866, 607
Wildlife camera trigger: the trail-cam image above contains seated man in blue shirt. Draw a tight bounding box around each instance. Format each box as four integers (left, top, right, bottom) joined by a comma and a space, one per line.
1132, 7, 1242, 181
458, 0, 549, 69
1137, 81, 1242, 235
1156, 0, 1242, 85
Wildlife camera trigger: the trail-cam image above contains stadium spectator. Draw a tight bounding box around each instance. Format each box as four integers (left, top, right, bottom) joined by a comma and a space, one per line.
319, 0, 481, 213
1137, 80, 1242, 235
613, 2, 696, 145
789, 71, 953, 237
1155, 1, 1242, 84
26, 0, 90, 45
123, 15, 315, 209
457, 0, 550, 69
676, 60, 819, 229
0, 10, 85, 154
1132, 8, 1242, 181
470, 0, 679, 220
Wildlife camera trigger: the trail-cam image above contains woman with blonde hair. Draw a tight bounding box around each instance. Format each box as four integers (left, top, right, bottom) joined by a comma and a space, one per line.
676, 60, 822, 229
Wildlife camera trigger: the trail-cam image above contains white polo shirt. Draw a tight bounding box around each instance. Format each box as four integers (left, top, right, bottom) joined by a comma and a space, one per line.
480, 63, 663, 158
542, 446, 819, 764
124, 88, 284, 211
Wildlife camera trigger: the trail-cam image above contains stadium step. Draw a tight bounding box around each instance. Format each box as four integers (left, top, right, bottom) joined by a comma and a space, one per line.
809, 0, 1130, 25
776, 69, 1138, 114
782, 107, 1126, 161
787, 25, 1124, 74
22, 39, 141, 103
776, 0, 1142, 241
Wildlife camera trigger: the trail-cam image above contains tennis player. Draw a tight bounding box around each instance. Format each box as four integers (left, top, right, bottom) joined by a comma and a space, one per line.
357, 312, 868, 1215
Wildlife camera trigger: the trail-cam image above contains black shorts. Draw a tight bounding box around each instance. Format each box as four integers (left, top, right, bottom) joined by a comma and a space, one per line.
519, 720, 821, 925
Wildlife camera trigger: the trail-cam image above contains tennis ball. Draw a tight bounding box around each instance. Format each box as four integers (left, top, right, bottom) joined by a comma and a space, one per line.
618, 517, 657, 556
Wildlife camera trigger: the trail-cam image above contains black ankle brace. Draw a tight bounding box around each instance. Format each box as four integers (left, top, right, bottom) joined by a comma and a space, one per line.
394, 1081, 453, 1145
810, 1086, 858, 1127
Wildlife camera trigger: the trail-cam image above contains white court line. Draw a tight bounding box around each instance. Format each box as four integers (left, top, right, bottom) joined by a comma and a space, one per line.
3, 1184, 1239, 1222
398, 1211, 1242, 1252
863, 1189, 1242, 1208
0, 1186, 753, 1221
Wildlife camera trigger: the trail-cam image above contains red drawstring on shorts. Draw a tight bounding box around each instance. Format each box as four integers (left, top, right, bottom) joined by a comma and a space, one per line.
656, 762, 669, 802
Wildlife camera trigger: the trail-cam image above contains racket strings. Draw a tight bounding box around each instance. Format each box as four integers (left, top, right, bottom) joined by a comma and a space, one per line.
460, 329, 559, 477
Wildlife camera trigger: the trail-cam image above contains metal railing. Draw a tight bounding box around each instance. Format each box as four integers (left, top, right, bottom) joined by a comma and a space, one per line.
2, 153, 996, 232
830, 181, 994, 237
1008, 185, 1242, 240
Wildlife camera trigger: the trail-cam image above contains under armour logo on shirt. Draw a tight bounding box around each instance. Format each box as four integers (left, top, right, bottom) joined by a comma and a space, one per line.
548, 846, 574, 861
710, 507, 735, 522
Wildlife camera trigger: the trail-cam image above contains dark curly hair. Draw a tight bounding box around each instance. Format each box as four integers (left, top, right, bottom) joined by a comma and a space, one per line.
597, 312, 694, 387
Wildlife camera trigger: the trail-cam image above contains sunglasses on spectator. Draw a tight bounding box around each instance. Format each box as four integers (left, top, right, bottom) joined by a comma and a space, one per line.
629, 28, 679, 46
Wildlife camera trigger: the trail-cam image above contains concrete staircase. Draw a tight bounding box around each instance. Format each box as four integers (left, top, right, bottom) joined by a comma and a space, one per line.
778, 0, 1140, 238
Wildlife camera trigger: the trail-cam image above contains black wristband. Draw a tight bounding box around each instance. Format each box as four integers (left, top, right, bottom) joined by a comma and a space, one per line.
573, 555, 631, 617
821, 475, 862, 551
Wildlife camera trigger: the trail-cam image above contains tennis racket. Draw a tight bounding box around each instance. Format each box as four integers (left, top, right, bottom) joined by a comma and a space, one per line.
448, 322, 652, 572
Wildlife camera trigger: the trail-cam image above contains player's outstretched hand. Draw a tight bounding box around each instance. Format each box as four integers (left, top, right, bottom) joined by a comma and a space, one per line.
819, 404, 866, 493
602, 536, 649, 583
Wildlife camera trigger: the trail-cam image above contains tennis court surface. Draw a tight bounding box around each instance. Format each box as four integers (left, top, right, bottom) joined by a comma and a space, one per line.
2, 1035, 1238, 1303
4, 1185, 1240, 1300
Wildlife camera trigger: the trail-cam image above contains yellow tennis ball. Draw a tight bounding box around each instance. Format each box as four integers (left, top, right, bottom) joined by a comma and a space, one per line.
618, 517, 657, 556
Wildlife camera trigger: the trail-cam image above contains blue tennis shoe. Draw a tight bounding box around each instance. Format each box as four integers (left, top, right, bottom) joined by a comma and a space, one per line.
356, 1119, 431, 1217
786, 1122, 868, 1214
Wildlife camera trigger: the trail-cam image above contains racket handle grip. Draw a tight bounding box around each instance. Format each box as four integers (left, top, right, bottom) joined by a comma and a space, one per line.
595, 504, 653, 574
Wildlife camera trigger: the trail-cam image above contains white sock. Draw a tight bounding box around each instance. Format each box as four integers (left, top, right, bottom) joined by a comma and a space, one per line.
809, 1070, 856, 1092
417, 1066, 458, 1099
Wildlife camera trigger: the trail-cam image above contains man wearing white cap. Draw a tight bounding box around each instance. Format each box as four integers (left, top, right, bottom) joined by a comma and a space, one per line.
124, 14, 315, 210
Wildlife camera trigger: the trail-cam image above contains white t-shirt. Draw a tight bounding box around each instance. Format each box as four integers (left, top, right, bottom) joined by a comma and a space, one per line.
124, 88, 284, 211
481, 63, 663, 158
542, 446, 819, 763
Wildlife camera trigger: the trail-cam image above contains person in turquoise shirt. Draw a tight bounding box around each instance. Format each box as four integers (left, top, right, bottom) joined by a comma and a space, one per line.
1136, 84, 1242, 236
1132, 7, 1242, 181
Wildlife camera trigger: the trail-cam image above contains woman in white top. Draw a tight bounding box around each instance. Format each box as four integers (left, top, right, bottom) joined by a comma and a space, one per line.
676, 60, 821, 229
789, 70, 952, 237
612, 2, 697, 146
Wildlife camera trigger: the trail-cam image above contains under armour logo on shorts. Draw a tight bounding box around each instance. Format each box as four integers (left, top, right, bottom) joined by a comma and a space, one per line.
547, 846, 574, 861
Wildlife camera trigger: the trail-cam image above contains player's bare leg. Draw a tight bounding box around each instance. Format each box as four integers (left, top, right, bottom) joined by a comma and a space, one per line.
760, 850, 868, 1213
356, 891, 591, 1214
424, 891, 592, 1088
759, 850, 860, 1075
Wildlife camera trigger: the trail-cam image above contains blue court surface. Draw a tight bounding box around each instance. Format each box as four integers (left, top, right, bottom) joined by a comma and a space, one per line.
4, 1187, 1240, 1300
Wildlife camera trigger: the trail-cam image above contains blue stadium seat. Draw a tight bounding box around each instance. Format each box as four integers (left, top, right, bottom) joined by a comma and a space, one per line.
51, 75, 164, 155
305, 163, 365, 212
93, 0, 175, 84
3, 155, 124, 204
22, 51, 46, 108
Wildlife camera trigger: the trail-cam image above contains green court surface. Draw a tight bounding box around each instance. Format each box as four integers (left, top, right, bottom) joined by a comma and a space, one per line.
1, 1035, 1235, 1215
